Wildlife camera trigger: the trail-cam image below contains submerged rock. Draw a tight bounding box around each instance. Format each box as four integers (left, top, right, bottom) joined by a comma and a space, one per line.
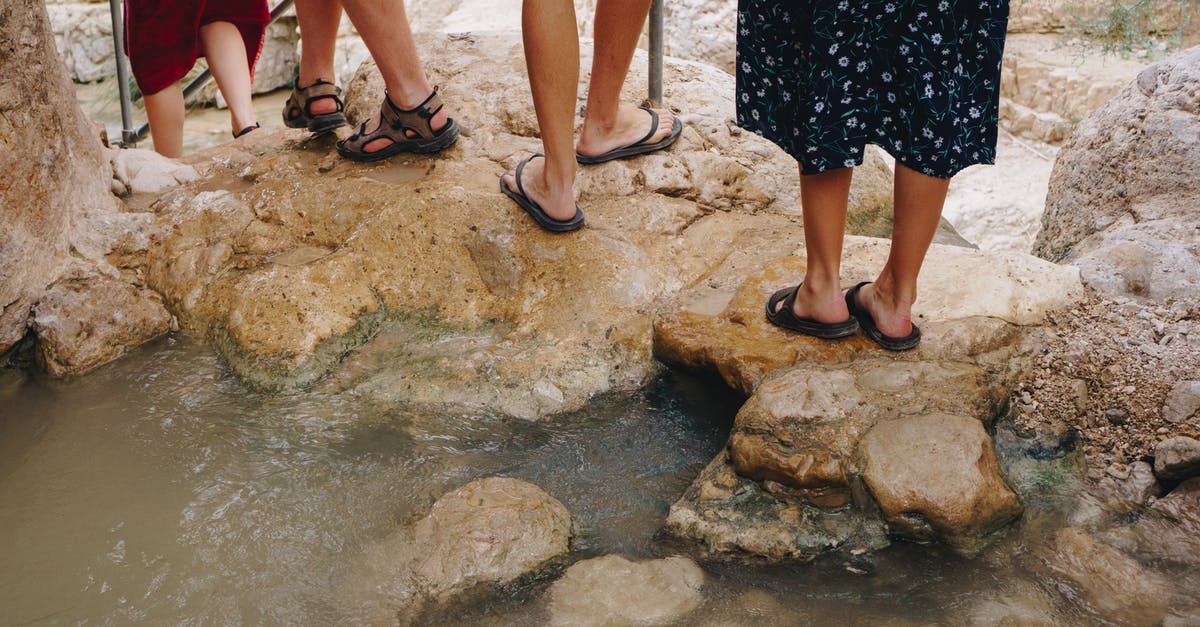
546, 555, 704, 627
1042, 527, 1170, 626
343, 477, 570, 621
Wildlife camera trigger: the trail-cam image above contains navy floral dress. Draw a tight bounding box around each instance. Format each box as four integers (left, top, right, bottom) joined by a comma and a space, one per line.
736, 0, 1009, 179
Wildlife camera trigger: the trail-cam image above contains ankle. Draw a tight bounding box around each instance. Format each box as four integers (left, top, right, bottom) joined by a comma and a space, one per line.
871, 274, 916, 311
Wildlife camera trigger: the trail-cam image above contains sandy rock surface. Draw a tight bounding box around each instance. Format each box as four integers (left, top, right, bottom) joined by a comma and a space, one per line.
546, 555, 704, 627
1034, 46, 1200, 307
341, 477, 570, 621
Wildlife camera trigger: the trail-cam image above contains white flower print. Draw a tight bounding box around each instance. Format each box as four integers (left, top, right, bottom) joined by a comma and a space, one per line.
814, 101, 825, 112
856, 61, 868, 72
838, 56, 850, 67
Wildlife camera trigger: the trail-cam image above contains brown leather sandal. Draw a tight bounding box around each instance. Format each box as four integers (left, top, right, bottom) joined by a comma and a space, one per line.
336, 88, 460, 163
282, 80, 347, 134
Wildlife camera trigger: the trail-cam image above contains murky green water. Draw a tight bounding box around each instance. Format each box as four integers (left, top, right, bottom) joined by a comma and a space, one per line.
1, 334, 1195, 625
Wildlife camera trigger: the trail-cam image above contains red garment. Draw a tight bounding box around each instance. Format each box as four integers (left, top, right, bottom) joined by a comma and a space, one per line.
124, 0, 270, 96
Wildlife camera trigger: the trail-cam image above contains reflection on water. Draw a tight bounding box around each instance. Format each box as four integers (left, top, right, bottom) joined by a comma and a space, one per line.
1, 335, 1195, 625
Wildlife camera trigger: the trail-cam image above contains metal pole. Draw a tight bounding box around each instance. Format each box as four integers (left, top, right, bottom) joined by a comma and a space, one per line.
107, 0, 137, 146
130, 0, 297, 141
648, 0, 664, 107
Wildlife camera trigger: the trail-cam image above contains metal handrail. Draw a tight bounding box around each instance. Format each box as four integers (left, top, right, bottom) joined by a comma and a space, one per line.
110, 0, 663, 147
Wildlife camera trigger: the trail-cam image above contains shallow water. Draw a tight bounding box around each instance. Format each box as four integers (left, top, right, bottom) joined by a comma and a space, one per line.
1, 335, 1194, 625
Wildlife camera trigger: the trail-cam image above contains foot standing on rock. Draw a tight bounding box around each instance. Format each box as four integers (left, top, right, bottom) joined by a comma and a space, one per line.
748, 1, 1010, 350
290, 0, 460, 161
500, 0, 683, 232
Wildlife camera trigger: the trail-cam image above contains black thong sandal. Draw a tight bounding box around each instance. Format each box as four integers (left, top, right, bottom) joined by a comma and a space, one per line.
233, 123, 259, 138
575, 104, 683, 165
337, 88, 460, 163
845, 281, 922, 351
765, 284, 859, 339
283, 80, 347, 133
500, 154, 585, 233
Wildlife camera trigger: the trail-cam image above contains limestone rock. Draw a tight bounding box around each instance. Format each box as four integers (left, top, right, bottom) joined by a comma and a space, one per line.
1104, 478, 1200, 569
654, 237, 1083, 394
1163, 381, 1200, 424
547, 555, 704, 627
1044, 527, 1170, 626
31, 277, 170, 376
665, 451, 888, 561
345, 477, 570, 620
46, 3, 112, 83
858, 413, 1023, 553
1154, 436, 1200, 483
1034, 46, 1200, 307
729, 360, 1002, 501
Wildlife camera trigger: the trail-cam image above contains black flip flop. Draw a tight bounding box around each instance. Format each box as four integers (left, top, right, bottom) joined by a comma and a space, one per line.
500, 154, 585, 233
765, 284, 859, 339
845, 282, 921, 351
575, 105, 683, 165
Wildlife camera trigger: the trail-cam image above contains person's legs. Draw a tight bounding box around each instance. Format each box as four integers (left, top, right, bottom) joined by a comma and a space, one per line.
575, 0, 675, 158
144, 83, 185, 158
777, 166, 855, 323
499, 0, 579, 221
340, 0, 449, 153
199, 21, 257, 134
294, 0, 342, 116
855, 163, 951, 337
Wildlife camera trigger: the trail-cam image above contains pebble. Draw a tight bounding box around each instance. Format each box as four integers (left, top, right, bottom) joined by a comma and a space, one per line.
1105, 409, 1129, 426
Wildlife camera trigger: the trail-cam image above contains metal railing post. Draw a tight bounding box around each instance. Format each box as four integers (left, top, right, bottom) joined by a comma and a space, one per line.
107, 0, 137, 146
648, 0, 664, 107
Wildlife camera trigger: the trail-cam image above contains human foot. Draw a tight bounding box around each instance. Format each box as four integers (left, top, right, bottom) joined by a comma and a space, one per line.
283, 79, 346, 133
575, 103, 680, 163
765, 283, 857, 339
845, 282, 921, 350
337, 90, 458, 162
771, 280, 852, 324
500, 154, 579, 224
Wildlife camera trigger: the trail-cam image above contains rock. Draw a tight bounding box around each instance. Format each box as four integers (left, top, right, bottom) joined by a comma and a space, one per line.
344, 477, 570, 621
1121, 461, 1163, 506
546, 555, 704, 627
665, 451, 888, 561
1163, 380, 1200, 424
968, 580, 1059, 626
1154, 436, 1200, 482
1164, 610, 1200, 627
31, 277, 171, 376
1034, 46, 1200, 308
654, 238, 1083, 394
728, 359, 1002, 502
2, 0, 150, 370
1044, 527, 1170, 626
111, 148, 199, 195
858, 413, 1023, 554
135, 32, 907, 413
1103, 478, 1200, 569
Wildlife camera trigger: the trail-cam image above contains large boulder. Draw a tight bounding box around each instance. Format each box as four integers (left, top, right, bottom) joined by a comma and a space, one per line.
341, 477, 571, 621
1034, 46, 1200, 307
139, 32, 911, 418
546, 555, 705, 627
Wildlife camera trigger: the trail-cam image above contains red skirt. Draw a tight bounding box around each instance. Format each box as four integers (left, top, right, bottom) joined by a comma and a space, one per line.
124, 0, 270, 96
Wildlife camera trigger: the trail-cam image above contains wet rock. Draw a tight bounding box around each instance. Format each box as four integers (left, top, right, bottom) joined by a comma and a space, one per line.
858, 414, 1023, 554
31, 277, 171, 376
346, 477, 570, 620
729, 359, 1001, 502
1034, 46, 1200, 308
968, 580, 1059, 626
1164, 609, 1200, 627
1045, 527, 1169, 626
546, 555, 704, 627
1163, 380, 1200, 424
1154, 437, 1200, 483
665, 452, 889, 561
1122, 461, 1163, 506
1104, 478, 1200, 569
110, 149, 199, 195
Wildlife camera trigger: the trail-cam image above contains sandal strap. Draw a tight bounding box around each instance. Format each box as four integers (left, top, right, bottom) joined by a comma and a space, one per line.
513, 153, 544, 200
633, 104, 662, 148
381, 88, 445, 141
300, 81, 343, 116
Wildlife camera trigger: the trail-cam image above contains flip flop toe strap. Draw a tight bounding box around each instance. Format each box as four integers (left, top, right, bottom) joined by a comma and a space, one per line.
634, 104, 661, 147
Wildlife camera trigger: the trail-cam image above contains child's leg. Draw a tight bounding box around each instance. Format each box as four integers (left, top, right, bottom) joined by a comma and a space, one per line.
199, 21, 256, 134
144, 83, 185, 158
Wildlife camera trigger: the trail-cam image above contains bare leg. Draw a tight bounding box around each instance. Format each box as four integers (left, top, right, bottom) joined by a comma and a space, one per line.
778, 166, 855, 323
199, 21, 256, 134
340, 0, 449, 153
856, 163, 951, 337
499, 0, 579, 221
143, 83, 185, 158
294, 0, 342, 116
576, 0, 675, 158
